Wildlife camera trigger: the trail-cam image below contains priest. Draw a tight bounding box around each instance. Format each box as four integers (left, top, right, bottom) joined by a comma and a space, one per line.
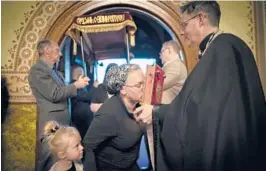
134, 1, 266, 171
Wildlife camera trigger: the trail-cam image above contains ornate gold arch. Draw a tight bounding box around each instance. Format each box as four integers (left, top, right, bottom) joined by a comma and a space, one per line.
2, 1, 198, 103
47, 1, 198, 70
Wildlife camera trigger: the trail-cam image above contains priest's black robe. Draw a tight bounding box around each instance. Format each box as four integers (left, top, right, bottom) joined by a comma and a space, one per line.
155, 33, 266, 171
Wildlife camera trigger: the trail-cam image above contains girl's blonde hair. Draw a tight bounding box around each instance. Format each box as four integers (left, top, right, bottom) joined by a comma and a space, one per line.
43, 121, 79, 158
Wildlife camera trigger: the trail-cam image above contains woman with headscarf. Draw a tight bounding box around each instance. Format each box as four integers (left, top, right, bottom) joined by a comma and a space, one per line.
83, 64, 146, 171
90, 63, 118, 113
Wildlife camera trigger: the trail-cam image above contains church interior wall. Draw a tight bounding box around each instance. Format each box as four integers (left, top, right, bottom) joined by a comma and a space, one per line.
1, 1, 264, 170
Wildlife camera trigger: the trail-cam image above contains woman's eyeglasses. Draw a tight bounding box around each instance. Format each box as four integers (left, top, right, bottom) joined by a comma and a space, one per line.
124, 82, 144, 88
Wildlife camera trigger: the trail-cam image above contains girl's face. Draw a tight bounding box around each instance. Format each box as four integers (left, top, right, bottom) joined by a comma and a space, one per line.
64, 133, 84, 161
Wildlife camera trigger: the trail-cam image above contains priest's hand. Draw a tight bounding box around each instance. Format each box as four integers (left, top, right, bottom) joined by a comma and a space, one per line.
133, 104, 153, 125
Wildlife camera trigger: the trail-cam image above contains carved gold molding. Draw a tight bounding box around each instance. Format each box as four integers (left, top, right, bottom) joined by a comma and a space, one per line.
254, 1, 266, 94
46, 1, 198, 72
2, 1, 74, 103
244, 2, 257, 59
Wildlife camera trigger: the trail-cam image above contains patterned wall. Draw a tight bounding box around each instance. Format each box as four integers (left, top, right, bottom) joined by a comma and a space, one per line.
260, 1, 266, 94
264, 2, 266, 57
2, 104, 37, 171
264, 2, 266, 29
219, 1, 257, 58
1, 1, 74, 103
1, 1, 259, 171
1, 2, 74, 171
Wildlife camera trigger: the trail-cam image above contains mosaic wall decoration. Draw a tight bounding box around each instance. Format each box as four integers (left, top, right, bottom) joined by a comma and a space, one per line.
1, 2, 74, 171
264, 2, 266, 41
2, 104, 37, 171
246, 1, 257, 58
1, 1, 74, 103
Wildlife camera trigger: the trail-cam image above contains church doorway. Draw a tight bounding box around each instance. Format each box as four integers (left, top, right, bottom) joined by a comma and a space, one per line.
46, 1, 198, 73
44, 2, 198, 170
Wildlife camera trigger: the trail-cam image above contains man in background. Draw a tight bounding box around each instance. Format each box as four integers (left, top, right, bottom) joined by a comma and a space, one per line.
28, 39, 89, 171
71, 66, 94, 139
159, 40, 187, 104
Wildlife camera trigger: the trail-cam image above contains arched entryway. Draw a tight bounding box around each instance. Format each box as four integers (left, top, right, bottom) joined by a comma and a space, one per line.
1, 2, 200, 171
43, 2, 199, 170
46, 1, 198, 72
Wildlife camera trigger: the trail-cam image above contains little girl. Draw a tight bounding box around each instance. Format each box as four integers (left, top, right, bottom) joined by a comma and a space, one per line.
43, 121, 84, 171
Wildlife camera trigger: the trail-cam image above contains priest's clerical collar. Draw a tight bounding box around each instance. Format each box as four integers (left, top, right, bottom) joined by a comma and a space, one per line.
199, 32, 214, 54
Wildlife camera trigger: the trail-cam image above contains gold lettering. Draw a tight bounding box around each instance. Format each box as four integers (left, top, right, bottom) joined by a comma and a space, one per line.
76, 14, 126, 25
117, 15, 122, 22
88, 17, 93, 24
120, 15, 125, 21
108, 16, 111, 23
77, 18, 83, 24
110, 16, 114, 22
113, 15, 115, 22
98, 16, 102, 23
93, 16, 97, 24
83, 18, 87, 24
104, 16, 108, 23
100, 16, 104, 23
